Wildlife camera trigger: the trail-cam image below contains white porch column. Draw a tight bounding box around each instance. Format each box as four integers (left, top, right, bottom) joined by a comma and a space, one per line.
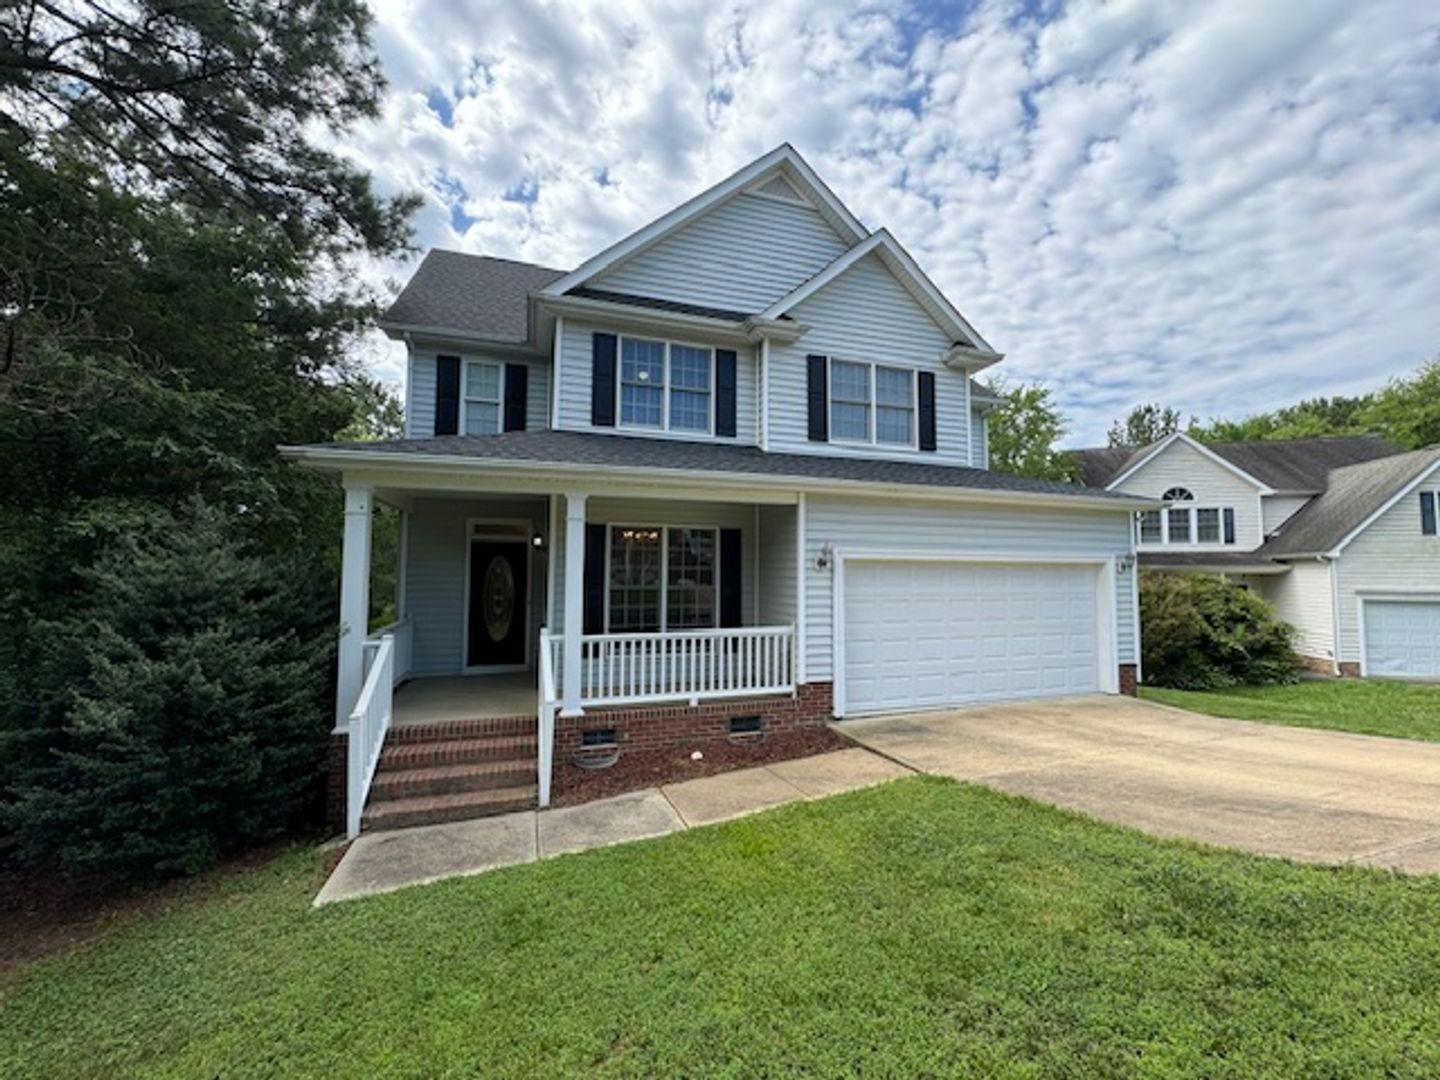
561, 491, 588, 717
336, 483, 373, 728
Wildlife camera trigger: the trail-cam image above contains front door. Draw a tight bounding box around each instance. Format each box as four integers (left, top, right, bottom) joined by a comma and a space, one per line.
467, 539, 529, 668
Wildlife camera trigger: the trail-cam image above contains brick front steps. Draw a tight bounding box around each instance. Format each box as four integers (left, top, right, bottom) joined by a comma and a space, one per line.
362, 715, 538, 832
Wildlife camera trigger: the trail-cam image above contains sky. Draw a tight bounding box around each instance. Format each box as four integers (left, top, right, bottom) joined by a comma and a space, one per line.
345, 0, 1440, 446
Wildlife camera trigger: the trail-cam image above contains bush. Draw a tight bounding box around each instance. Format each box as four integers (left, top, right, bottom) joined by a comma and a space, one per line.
1140, 572, 1300, 690
1, 502, 333, 880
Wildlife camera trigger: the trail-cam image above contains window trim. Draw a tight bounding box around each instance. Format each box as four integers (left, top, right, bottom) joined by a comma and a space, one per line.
615, 335, 716, 436
603, 523, 721, 633
462, 358, 505, 435
826, 357, 919, 450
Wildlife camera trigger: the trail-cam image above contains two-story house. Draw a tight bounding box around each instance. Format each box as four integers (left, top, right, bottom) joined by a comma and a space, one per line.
286, 145, 1149, 837
1074, 432, 1440, 681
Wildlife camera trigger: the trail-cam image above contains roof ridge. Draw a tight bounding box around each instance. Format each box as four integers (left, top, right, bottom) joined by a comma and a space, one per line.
426, 248, 568, 274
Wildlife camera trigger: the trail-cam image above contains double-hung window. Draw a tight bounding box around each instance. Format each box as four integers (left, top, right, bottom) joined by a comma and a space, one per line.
1139, 498, 1237, 546
607, 525, 718, 632
463, 361, 503, 435
618, 337, 713, 433
830, 359, 916, 446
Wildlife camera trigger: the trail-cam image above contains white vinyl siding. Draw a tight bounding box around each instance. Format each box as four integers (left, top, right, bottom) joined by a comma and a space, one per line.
1110, 439, 1265, 550
803, 496, 1137, 681
757, 504, 798, 627
1248, 561, 1336, 663
555, 318, 758, 444
767, 252, 972, 465
550, 498, 759, 634
1334, 460, 1440, 664
402, 496, 549, 676
1262, 494, 1312, 537
404, 346, 551, 439
589, 191, 849, 313
970, 408, 988, 468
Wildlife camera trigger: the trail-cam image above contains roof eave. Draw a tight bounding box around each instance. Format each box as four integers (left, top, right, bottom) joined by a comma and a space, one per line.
279, 444, 1154, 513
378, 319, 540, 352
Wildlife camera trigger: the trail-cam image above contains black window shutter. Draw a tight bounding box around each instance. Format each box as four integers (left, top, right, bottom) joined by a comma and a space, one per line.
1223, 508, 1236, 545
715, 349, 737, 437
591, 333, 617, 427
503, 363, 528, 431
1422, 492, 1437, 536
719, 529, 742, 628
435, 355, 460, 435
918, 371, 937, 452
582, 523, 607, 634
806, 355, 828, 442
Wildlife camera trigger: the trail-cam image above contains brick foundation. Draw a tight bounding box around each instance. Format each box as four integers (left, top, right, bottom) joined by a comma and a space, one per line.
1337, 661, 1361, 678
327, 730, 348, 835
1118, 664, 1138, 697
557, 681, 834, 755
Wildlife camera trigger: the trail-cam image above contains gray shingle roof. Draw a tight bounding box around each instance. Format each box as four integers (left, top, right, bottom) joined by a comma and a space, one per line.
312, 429, 1139, 503
1258, 446, 1440, 556
1137, 552, 1291, 572
381, 250, 565, 342
1072, 434, 1400, 492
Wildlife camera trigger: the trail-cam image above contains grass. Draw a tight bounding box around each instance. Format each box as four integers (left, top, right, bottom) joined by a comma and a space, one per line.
1141, 679, 1440, 743
3, 777, 1440, 1078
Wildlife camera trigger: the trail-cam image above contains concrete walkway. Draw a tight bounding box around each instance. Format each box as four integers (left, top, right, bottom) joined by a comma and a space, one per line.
842, 694, 1440, 874
315, 748, 910, 905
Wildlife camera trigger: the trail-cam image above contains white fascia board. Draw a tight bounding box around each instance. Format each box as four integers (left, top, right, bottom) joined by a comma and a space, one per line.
1328, 455, 1440, 556
534, 292, 811, 345
1104, 432, 1276, 494
540, 145, 868, 299
759, 229, 1001, 361
279, 445, 1154, 513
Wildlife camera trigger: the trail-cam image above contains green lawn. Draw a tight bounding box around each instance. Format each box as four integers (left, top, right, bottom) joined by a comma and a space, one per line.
4, 778, 1440, 1078
1141, 679, 1440, 743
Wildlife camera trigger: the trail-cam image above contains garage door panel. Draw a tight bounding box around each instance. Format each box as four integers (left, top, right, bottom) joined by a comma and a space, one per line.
844, 561, 1102, 714
1365, 601, 1440, 677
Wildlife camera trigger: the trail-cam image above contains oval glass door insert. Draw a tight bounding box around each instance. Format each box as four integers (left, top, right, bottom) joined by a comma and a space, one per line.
483, 556, 515, 642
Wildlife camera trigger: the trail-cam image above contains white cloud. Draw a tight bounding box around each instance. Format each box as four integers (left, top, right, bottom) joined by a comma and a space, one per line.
347, 0, 1440, 444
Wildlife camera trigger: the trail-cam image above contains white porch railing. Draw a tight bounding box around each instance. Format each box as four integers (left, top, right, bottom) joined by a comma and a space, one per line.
346, 633, 395, 839
549, 625, 796, 707
537, 628, 558, 809
367, 616, 412, 686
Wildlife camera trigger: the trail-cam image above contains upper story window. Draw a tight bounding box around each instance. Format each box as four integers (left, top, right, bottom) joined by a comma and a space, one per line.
1421, 491, 1438, 536
619, 336, 713, 434
1138, 504, 1236, 546
830, 358, 916, 447
464, 360, 503, 435
1162, 487, 1194, 503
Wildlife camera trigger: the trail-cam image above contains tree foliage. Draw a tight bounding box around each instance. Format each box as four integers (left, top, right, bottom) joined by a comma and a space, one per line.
1140, 573, 1299, 690
0, 1, 413, 878
1107, 403, 1184, 447
985, 380, 1080, 482
3, 505, 333, 878
1186, 358, 1440, 450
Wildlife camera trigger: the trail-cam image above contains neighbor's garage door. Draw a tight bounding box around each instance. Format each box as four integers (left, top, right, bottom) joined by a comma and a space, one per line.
842, 561, 1101, 715
1364, 600, 1440, 677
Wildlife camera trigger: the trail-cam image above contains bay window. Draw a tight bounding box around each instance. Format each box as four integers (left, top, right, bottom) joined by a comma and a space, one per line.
607, 525, 718, 632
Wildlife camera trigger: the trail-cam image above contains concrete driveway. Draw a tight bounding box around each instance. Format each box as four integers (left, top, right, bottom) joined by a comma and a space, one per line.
841, 694, 1440, 873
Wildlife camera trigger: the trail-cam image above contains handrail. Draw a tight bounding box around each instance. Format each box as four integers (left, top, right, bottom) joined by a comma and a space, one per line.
549, 625, 795, 708
366, 616, 412, 686
537, 628, 557, 808
346, 633, 394, 839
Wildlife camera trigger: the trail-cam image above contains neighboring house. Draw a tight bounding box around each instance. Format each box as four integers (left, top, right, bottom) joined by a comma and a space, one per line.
285, 145, 1149, 837
1074, 432, 1440, 680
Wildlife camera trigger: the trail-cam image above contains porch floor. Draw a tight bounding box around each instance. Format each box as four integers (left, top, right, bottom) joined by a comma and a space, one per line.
393, 674, 537, 726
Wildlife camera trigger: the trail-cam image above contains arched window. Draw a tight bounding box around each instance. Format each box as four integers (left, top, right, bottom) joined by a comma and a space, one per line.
1162, 487, 1194, 503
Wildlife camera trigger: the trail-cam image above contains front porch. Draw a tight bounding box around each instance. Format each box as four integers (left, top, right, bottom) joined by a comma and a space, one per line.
331, 480, 819, 837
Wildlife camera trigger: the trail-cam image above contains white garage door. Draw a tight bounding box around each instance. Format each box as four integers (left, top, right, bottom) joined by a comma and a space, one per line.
1364, 600, 1440, 677
842, 560, 1102, 716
